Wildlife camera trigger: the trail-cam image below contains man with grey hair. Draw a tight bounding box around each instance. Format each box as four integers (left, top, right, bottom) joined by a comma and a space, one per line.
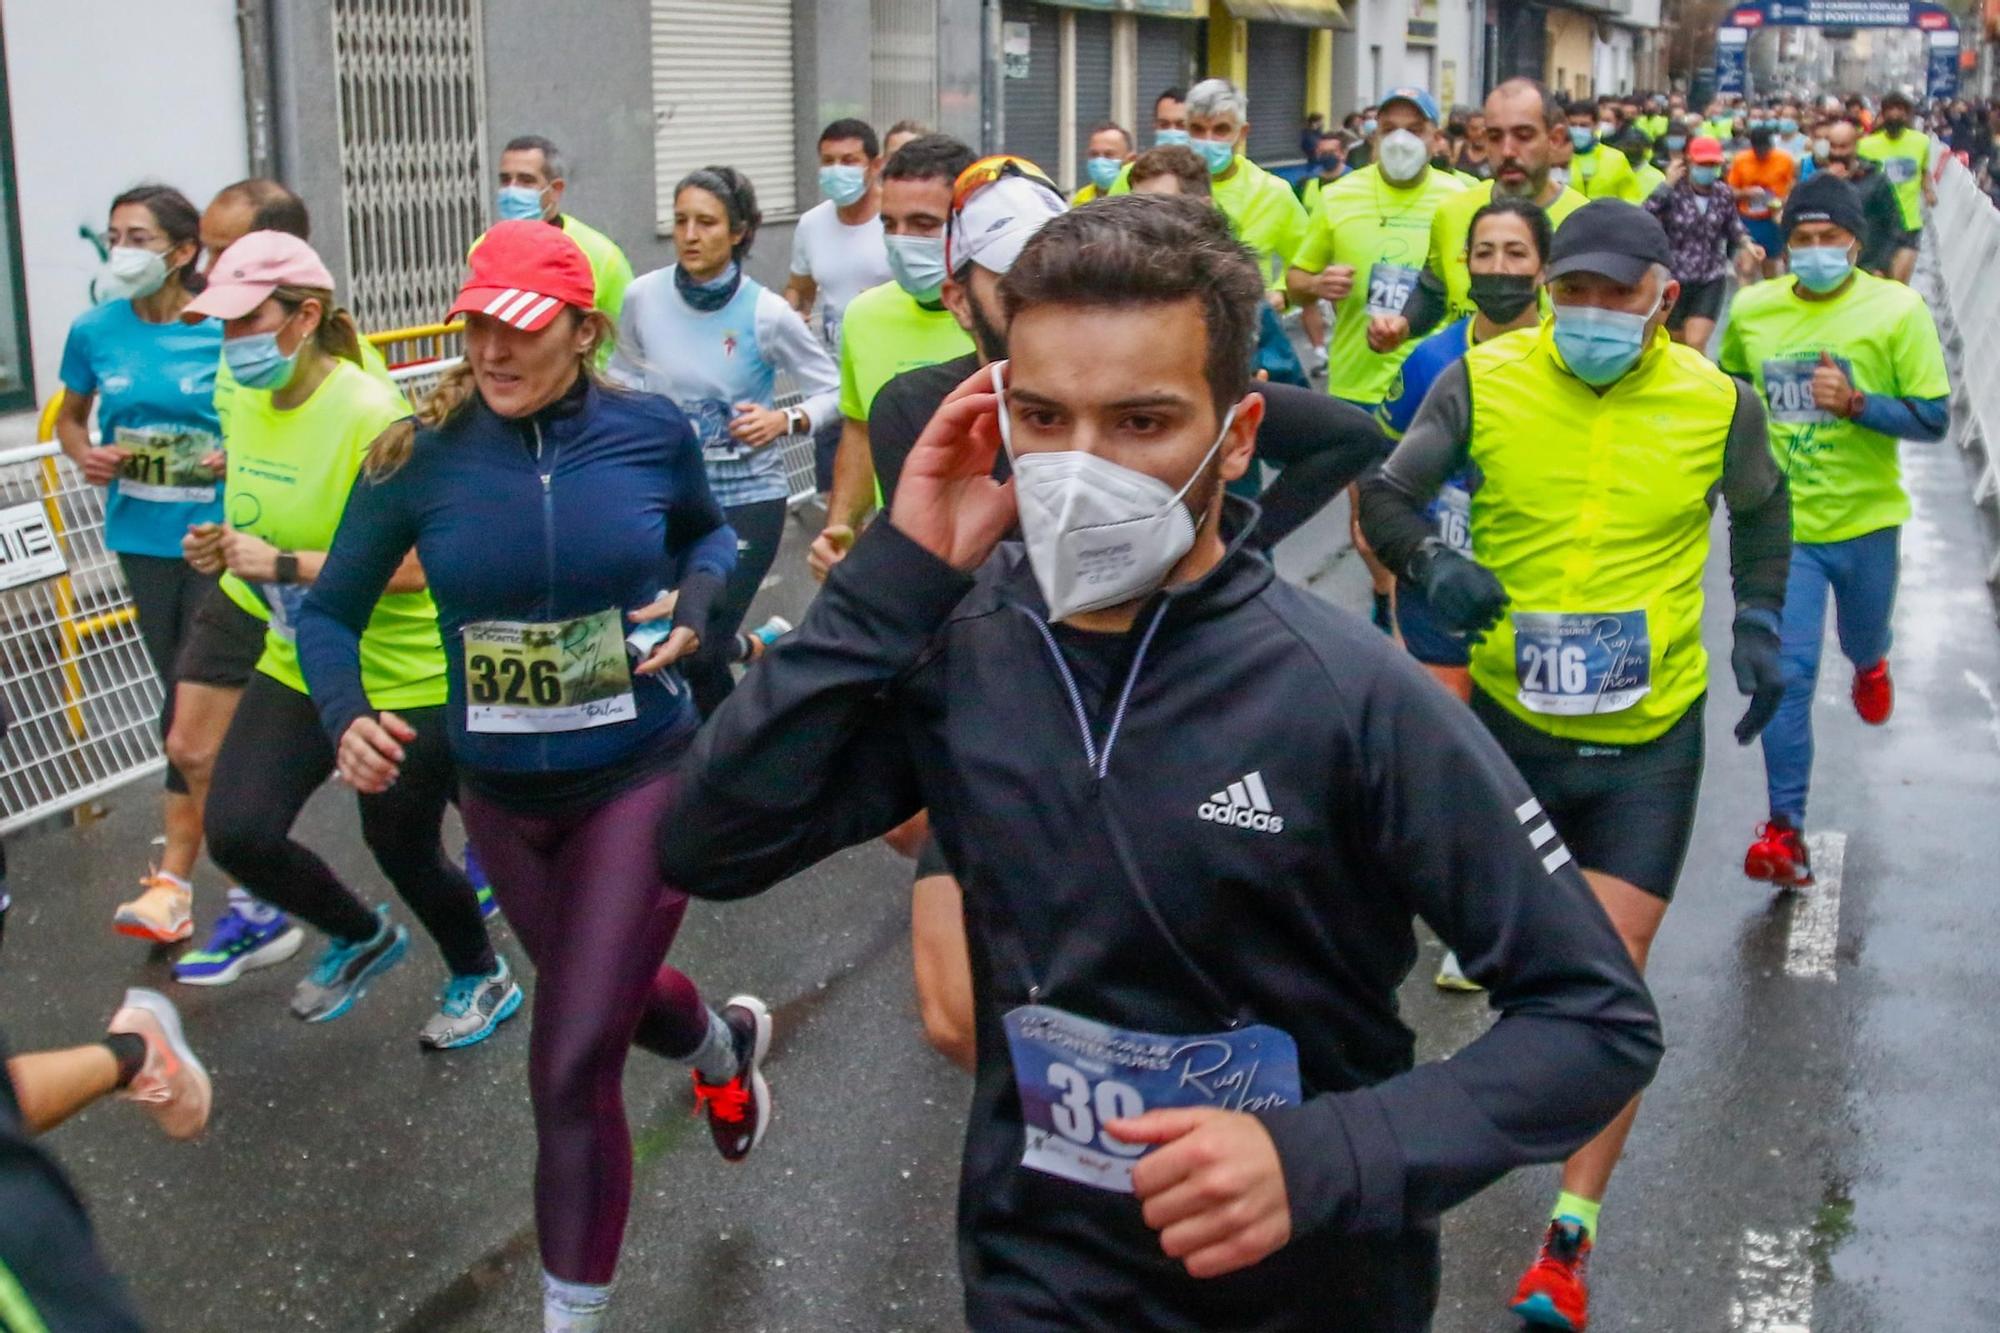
1164, 77, 1308, 299
492, 133, 634, 321
1360, 199, 1791, 1331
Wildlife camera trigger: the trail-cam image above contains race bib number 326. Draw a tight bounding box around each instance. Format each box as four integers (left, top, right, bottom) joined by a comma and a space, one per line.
1002, 1005, 1302, 1194
462, 608, 636, 734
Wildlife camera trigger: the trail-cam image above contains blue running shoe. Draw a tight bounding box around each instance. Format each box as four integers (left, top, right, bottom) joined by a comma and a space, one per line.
289, 906, 408, 1023
463, 844, 499, 919
418, 956, 523, 1050
174, 892, 305, 987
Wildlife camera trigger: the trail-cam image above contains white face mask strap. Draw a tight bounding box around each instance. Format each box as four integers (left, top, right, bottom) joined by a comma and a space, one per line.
993, 359, 1238, 505
1171, 401, 1239, 508
991, 360, 1015, 463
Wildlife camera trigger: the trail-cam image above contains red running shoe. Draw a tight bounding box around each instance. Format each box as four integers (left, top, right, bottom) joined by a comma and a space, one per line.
1744, 820, 1815, 887
691, 994, 771, 1162
1852, 660, 1893, 725
1511, 1218, 1593, 1330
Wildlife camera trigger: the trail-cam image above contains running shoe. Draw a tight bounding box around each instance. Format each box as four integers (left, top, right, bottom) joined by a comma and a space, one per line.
418, 956, 523, 1050
463, 843, 499, 919
289, 906, 409, 1023
1744, 819, 1814, 888
691, 994, 772, 1162
107, 988, 212, 1140
113, 874, 193, 944
173, 895, 304, 986
1434, 949, 1485, 993
1510, 1217, 1593, 1330
1852, 659, 1893, 725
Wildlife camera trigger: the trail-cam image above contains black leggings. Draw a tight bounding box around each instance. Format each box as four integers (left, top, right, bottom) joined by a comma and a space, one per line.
684, 498, 787, 717
117, 554, 217, 795
204, 674, 492, 975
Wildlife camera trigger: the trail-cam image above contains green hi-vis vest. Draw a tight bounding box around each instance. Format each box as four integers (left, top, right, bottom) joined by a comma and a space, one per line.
1464, 324, 1738, 744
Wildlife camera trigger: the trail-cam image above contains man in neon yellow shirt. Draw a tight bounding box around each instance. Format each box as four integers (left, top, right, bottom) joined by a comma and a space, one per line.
1718, 173, 1950, 888
1073, 122, 1133, 204
1856, 91, 1934, 283
1157, 77, 1308, 297
1361, 200, 1791, 1333
492, 135, 633, 322
1370, 78, 1588, 353
811, 135, 976, 580
1563, 101, 1644, 201
1288, 87, 1463, 409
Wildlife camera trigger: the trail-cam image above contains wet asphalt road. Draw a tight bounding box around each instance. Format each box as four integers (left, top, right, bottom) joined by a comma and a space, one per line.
4, 425, 1999, 1331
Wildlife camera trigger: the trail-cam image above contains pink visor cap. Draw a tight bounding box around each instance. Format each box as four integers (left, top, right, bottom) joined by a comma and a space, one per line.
182, 231, 336, 322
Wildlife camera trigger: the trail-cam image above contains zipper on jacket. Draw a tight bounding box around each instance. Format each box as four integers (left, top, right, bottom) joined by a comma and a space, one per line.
532, 419, 559, 772
1019, 601, 1170, 780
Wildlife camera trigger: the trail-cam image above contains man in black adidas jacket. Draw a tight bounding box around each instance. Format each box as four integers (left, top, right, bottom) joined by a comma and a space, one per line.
657, 196, 1661, 1332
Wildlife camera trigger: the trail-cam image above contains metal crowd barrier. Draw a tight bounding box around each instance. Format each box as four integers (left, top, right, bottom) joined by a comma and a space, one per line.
1919, 138, 2000, 584
0, 402, 167, 836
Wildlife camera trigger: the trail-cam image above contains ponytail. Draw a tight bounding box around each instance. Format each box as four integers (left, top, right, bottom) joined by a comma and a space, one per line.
674, 166, 763, 260
271, 284, 365, 367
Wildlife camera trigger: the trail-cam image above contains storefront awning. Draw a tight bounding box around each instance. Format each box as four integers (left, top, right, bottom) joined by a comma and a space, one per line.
1221, 0, 1345, 26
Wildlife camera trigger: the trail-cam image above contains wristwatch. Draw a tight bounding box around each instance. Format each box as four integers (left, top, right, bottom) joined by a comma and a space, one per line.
784, 406, 807, 436
1845, 390, 1867, 420
274, 551, 300, 585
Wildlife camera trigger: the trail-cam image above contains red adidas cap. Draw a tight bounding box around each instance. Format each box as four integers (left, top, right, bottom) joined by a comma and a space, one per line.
449, 220, 596, 331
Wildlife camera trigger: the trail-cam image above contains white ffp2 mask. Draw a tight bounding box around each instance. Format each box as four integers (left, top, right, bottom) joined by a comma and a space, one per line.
993, 362, 1236, 622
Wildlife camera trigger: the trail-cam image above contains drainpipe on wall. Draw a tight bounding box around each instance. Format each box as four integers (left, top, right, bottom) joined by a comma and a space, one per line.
983, 0, 1006, 155
237, 0, 278, 178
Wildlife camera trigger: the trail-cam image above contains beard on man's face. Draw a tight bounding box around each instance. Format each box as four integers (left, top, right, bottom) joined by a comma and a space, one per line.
968, 289, 1009, 362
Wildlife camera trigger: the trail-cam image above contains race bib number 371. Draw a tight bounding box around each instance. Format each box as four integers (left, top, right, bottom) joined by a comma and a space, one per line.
462, 608, 636, 734
1002, 1005, 1302, 1194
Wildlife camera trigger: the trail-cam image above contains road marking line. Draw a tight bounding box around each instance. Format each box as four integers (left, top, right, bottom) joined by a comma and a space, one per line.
1784, 831, 1846, 983
1964, 670, 2000, 750
1729, 1226, 1815, 1333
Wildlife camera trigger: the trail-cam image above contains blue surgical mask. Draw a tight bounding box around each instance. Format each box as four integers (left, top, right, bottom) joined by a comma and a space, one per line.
223, 327, 300, 391
1691, 164, 1720, 186
1666, 134, 1688, 151
1789, 244, 1854, 293
1570, 127, 1597, 152
497, 185, 547, 221
1779, 118, 1799, 135
1361, 118, 1378, 136
819, 164, 868, 206
1551, 298, 1659, 387
1086, 155, 1123, 191
1155, 128, 1191, 148
884, 233, 948, 301
1193, 136, 1236, 176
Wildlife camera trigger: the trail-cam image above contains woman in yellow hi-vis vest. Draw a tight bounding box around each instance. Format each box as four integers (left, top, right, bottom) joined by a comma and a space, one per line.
1360, 199, 1794, 1333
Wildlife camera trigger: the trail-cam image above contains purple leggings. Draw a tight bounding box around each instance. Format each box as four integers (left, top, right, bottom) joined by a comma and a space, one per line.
460, 768, 712, 1285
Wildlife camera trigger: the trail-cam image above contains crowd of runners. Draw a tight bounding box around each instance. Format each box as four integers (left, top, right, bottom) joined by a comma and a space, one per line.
0, 63, 1976, 1333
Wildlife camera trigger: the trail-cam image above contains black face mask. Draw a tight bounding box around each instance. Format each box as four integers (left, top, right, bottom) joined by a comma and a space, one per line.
1431, 153, 1454, 171
1468, 272, 1539, 324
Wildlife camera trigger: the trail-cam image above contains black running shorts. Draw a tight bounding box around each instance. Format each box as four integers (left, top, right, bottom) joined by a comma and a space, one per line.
1667, 276, 1727, 330
174, 583, 269, 690
1472, 689, 1706, 902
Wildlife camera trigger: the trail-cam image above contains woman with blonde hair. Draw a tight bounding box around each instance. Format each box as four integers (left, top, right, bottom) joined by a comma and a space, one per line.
298, 221, 770, 1333
182, 232, 509, 1043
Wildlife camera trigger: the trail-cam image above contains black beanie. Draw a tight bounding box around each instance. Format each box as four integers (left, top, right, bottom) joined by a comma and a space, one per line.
1782, 172, 1866, 244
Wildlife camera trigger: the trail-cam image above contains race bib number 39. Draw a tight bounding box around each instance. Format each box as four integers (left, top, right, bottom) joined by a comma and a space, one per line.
1002, 1005, 1302, 1194
1366, 262, 1420, 318
113, 426, 218, 504
1514, 609, 1652, 716
463, 608, 636, 734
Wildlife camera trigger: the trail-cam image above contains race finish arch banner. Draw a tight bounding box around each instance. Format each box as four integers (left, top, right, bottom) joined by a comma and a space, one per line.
1715, 0, 1961, 98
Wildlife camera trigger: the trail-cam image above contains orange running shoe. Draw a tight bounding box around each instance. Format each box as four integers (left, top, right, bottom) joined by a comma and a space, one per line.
1510, 1217, 1593, 1330
113, 874, 193, 944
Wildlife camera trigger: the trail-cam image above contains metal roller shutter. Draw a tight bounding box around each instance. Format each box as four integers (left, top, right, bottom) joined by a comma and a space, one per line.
651, 0, 798, 233
872, 0, 938, 131
1245, 23, 1309, 165
1001, 2, 1062, 170
1073, 8, 1114, 172
1135, 16, 1200, 123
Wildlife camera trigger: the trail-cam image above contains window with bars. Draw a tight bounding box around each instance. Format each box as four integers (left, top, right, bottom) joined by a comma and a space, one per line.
651, 0, 799, 234
330, 0, 489, 334
871, 0, 939, 133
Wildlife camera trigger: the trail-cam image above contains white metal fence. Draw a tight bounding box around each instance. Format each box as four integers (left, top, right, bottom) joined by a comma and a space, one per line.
1920, 139, 2000, 584
0, 443, 166, 836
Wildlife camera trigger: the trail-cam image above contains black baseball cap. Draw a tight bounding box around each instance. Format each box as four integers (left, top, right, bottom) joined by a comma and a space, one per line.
1546, 199, 1674, 286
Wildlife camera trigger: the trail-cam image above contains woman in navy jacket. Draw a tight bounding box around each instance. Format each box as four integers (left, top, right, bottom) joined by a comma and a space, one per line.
296, 221, 772, 1333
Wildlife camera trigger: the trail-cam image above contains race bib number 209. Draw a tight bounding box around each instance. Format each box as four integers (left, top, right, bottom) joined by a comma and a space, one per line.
1002, 1005, 1301, 1194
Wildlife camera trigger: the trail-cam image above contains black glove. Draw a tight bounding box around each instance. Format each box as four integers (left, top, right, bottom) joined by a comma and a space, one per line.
1414, 545, 1509, 642
1731, 609, 1786, 744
